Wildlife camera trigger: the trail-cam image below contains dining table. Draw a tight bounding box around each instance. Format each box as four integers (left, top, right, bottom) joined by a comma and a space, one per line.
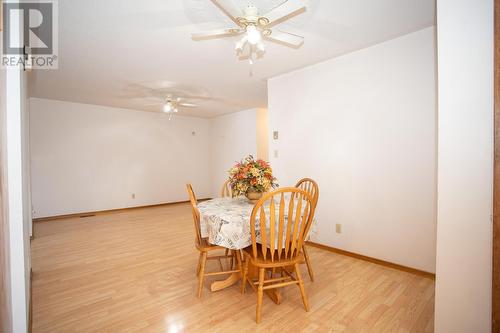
197, 196, 284, 304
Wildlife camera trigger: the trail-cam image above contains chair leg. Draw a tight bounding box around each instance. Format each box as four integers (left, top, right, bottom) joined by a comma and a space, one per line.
217, 258, 224, 271
225, 248, 232, 269
235, 251, 243, 278
241, 256, 249, 294
302, 245, 314, 282
294, 263, 309, 312
196, 252, 203, 276
229, 250, 234, 269
256, 268, 265, 323
197, 252, 207, 298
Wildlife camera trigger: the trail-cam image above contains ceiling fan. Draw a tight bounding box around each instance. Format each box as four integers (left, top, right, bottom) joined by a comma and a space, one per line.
192, 0, 306, 66
121, 81, 216, 119
161, 94, 197, 115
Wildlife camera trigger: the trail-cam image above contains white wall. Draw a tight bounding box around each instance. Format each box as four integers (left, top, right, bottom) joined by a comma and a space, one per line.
21, 71, 32, 318
22, 73, 32, 240
0, 65, 13, 333
434, 0, 493, 332
268, 27, 437, 273
0, 10, 34, 331
5, 63, 30, 333
30, 98, 212, 218
210, 109, 258, 196
256, 108, 269, 161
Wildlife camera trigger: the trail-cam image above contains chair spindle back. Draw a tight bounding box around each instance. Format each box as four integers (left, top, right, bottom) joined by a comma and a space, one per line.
186, 184, 202, 245
221, 179, 234, 198
295, 178, 319, 209
249, 187, 314, 262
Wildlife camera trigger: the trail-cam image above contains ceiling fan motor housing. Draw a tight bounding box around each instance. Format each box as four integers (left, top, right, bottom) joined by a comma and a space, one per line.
192, 0, 306, 65
243, 5, 259, 22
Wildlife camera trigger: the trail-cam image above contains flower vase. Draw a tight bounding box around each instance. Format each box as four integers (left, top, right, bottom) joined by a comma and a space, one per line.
245, 188, 263, 203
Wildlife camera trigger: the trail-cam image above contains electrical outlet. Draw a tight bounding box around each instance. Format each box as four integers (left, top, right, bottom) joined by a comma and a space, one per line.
273, 131, 279, 140
131, 193, 136, 199
335, 223, 342, 234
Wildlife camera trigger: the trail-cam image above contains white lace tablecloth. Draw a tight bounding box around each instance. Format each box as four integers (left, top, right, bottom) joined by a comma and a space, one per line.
198, 197, 256, 250
198, 196, 314, 250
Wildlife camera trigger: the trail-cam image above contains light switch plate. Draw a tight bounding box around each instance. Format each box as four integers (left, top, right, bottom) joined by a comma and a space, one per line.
273, 131, 278, 140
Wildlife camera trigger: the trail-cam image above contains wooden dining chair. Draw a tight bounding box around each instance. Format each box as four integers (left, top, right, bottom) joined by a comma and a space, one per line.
186, 184, 240, 297
221, 179, 235, 261
241, 187, 315, 323
295, 178, 319, 282
221, 179, 234, 198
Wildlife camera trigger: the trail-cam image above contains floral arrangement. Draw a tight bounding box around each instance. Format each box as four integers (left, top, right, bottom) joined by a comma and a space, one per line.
228, 155, 278, 196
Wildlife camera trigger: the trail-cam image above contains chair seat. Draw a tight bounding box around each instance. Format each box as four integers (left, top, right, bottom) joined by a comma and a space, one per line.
242, 244, 304, 268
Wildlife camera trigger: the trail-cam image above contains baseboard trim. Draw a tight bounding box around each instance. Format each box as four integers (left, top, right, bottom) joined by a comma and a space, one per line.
306, 241, 435, 280
33, 198, 211, 223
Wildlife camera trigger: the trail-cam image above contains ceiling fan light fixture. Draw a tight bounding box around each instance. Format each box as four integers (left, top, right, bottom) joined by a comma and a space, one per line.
163, 102, 172, 113
256, 41, 265, 53
246, 25, 261, 45
192, 0, 306, 70
235, 40, 244, 53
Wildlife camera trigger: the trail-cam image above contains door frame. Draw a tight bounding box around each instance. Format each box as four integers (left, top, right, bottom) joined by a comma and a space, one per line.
493, 0, 499, 331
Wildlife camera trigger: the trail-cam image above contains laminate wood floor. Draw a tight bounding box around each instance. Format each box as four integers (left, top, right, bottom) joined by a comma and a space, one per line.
31, 203, 434, 332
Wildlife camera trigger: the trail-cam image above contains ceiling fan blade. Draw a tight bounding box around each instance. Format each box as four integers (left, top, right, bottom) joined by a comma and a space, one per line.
177, 93, 219, 101
262, 0, 306, 27
238, 51, 264, 61
210, 0, 244, 26
265, 30, 304, 48
192, 28, 244, 40
179, 102, 197, 107
238, 53, 250, 61
128, 96, 164, 103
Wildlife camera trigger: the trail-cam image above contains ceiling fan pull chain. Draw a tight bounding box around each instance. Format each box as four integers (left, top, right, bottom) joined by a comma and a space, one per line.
249, 51, 254, 77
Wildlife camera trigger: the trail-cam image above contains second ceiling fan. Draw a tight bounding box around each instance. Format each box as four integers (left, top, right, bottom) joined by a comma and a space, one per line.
192, 0, 306, 65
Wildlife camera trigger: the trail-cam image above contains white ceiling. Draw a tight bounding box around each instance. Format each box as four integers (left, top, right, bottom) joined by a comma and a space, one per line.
29, 0, 436, 118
